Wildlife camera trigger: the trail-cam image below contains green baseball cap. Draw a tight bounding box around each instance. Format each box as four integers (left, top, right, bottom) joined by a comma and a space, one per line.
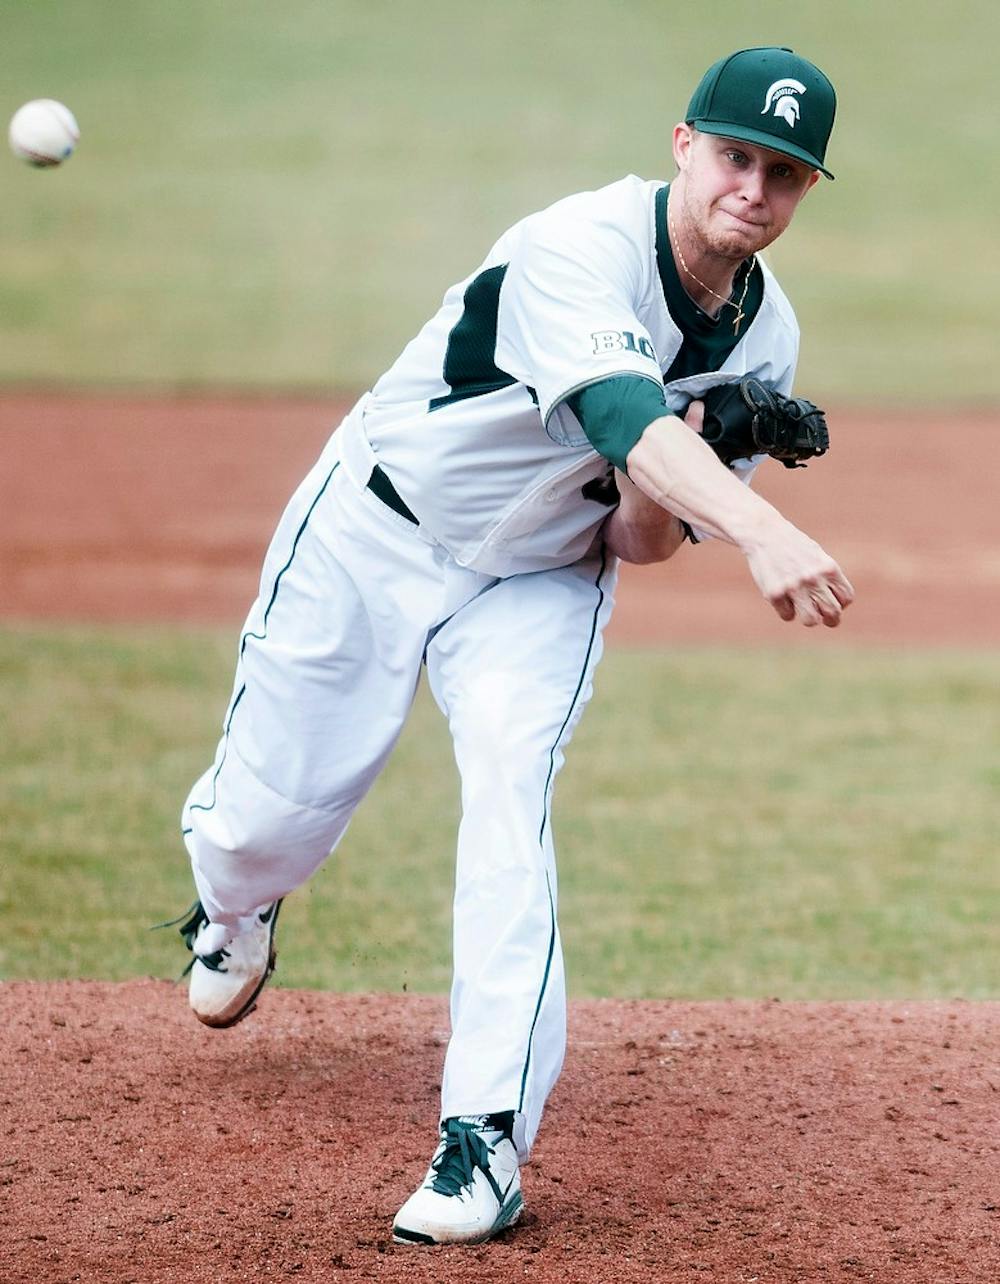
686, 46, 837, 179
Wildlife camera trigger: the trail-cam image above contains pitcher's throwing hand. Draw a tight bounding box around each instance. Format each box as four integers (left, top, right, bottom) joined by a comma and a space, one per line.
743, 517, 854, 627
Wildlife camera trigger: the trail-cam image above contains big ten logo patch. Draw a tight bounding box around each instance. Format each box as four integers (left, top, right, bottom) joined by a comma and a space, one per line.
591, 330, 656, 360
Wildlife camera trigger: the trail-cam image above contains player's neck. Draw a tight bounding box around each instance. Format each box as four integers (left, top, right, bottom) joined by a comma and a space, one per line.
666, 187, 740, 317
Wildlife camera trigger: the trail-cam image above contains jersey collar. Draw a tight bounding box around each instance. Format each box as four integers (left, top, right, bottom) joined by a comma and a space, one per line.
654, 184, 764, 340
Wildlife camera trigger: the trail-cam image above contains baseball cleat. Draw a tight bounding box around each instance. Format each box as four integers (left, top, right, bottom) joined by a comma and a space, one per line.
392, 1112, 523, 1246
179, 900, 282, 1028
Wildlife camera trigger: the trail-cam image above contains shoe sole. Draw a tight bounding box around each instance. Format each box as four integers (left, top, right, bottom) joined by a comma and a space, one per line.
194, 900, 282, 1030
392, 1191, 524, 1246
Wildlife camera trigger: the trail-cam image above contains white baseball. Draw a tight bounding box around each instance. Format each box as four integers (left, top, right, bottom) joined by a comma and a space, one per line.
9, 99, 80, 168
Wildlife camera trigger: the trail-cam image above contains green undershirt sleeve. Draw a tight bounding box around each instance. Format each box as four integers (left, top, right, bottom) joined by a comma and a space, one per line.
565, 375, 668, 472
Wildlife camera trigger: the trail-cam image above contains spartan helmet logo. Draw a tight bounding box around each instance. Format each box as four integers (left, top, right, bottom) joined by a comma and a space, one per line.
761, 78, 807, 128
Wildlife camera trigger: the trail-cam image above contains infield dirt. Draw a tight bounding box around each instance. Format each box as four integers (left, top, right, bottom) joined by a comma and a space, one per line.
2, 394, 998, 1282
2, 982, 999, 1284
1, 392, 998, 646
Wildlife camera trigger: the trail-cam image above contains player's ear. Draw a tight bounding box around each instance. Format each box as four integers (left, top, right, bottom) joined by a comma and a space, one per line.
672, 123, 693, 172
805, 169, 821, 192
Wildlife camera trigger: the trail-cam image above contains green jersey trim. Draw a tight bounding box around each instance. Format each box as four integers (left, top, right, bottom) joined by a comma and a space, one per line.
429, 264, 516, 411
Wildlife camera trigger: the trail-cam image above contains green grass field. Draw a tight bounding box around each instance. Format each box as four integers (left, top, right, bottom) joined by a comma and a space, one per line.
3, 0, 1000, 400
3, 5, 997, 1004
2, 627, 996, 999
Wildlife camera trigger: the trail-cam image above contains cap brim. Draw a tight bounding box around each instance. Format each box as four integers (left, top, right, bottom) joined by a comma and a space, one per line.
690, 118, 835, 180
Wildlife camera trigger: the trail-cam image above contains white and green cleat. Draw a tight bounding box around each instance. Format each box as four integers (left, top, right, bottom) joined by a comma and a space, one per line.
179, 900, 282, 1029
393, 1113, 523, 1246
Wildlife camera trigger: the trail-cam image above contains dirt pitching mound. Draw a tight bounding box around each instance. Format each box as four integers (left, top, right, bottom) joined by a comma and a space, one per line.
1, 981, 997, 1283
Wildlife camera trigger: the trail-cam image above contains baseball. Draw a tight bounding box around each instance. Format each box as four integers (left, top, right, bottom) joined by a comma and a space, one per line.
8, 99, 80, 168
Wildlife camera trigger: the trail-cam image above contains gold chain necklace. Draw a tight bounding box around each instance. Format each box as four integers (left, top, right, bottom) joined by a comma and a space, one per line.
668, 214, 755, 337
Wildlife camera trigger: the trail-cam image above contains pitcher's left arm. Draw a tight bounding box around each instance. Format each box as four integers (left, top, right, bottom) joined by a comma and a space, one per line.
603, 470, 686, 564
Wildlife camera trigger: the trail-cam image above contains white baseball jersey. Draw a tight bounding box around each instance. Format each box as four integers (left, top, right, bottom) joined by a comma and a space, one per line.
336, 174, 800, 577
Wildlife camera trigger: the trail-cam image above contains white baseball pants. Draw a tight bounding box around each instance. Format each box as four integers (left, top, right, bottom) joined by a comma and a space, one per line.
182, 434, 617, 1158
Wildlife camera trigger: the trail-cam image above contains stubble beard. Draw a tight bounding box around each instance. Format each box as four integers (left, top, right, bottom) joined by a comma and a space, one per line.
676, 187, 773, 265
701, 210, 774, 263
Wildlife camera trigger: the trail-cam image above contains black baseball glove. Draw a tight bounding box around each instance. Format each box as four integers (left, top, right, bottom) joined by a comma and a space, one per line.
698, 377, 829, 469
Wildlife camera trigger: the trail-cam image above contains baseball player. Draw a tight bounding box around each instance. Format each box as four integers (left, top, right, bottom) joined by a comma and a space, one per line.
175, 46, 851, 1246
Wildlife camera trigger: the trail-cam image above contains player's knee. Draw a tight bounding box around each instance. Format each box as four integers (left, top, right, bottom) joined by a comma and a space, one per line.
185, 765, 346, 877
454, 670, 556, 788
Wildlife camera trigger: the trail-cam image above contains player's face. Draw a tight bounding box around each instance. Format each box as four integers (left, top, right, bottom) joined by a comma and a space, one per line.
672, 125, 820, 260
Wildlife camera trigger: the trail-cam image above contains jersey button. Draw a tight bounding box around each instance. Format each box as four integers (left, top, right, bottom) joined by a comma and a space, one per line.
545, 489, 558, 502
